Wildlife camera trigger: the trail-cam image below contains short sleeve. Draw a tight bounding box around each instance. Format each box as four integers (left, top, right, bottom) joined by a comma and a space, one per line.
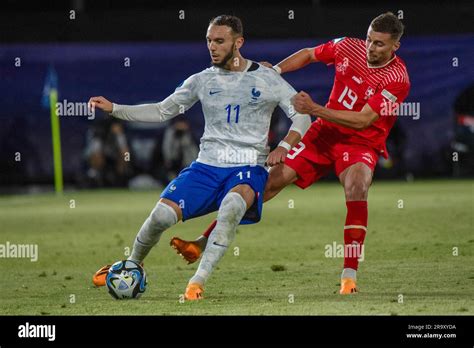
314, 37, 345, 65
272, 74, 298, 118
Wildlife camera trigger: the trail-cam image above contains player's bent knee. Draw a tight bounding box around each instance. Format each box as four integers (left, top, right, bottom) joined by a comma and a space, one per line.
342, 163, 373, 201
344, 181, 369, 201
264, 164, 296, 198
159, 198, 182, 221
217, 192, 248, 229
139, 201, 179, 245
230, 184, 255, 209
150, 200, 179, 227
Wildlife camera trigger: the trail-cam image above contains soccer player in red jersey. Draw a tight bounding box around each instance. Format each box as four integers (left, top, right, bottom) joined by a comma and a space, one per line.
171, 12, 410, 295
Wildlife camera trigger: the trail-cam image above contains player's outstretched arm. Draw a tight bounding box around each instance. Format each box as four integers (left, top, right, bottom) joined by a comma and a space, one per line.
88, 95, 189, 123
274, 47, 319, 74
88, 74, 199, 123
89, 96, 113, 113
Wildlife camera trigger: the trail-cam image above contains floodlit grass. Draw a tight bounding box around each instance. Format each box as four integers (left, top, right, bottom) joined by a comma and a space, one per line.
0, 180, 472, 315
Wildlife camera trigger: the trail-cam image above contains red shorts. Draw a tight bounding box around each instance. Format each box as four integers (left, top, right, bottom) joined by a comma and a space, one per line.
285, 124, 379, 189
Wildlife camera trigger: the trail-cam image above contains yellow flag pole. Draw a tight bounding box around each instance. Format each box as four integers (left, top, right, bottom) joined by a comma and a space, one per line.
49, 89, 63, 194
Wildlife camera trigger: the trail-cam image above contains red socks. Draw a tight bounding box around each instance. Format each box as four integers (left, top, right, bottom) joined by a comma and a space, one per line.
343, 201, 367, 271
202, 220, 217, 238
202, 202, 368, 273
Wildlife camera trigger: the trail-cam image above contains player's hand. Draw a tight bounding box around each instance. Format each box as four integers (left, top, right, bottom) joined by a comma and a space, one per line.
292, 91, 317, 115
266, 147, 288, 167
259, 61, 273, 68
88, 96, 113, 113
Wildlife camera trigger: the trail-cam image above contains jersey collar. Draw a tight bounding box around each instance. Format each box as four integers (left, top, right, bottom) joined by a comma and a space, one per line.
242, 59, 253, 72
214, 59, 254, 73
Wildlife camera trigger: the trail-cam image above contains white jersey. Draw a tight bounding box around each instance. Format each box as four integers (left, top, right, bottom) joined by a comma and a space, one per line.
112, 61, 306, 167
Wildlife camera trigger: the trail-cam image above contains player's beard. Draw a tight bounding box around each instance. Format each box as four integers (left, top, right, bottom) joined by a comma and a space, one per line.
211, 43, 236, 69
367, 51, 393, 66
367, 52, 380, 65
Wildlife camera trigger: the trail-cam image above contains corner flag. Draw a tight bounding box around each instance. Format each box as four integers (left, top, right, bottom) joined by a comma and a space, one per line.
42, 65, 63, 194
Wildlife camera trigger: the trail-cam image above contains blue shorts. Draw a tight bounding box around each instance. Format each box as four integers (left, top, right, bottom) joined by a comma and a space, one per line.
160, 161, 268, 225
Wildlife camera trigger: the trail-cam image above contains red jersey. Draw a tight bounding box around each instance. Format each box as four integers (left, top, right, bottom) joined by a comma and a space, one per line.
313, 37, 410, 158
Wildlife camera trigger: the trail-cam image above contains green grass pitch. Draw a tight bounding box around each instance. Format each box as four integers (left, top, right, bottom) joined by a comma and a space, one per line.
0, 179, 472, 315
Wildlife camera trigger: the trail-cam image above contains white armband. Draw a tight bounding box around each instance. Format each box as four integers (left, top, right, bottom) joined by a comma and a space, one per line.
273, 65, 282, 74
278, 140, 292, 151
289, 114, 312, 137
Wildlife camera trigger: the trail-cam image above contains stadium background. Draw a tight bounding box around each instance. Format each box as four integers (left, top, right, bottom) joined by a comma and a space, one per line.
1, 0, 473, 189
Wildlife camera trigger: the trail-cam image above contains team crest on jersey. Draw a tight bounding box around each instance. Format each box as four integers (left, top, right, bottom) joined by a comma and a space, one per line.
336, 57, 349, 75
249, 87, 261, 104
364, 86, 375, 100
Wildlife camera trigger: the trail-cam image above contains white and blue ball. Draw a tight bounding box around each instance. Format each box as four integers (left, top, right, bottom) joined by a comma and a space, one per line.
106, 260, 147, 299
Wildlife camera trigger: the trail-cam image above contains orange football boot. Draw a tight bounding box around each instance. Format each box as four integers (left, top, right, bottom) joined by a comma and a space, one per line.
184, 283, 204, 300
92, 264, 111, 287
170, 237, 202, 264
339, 278, 358, 295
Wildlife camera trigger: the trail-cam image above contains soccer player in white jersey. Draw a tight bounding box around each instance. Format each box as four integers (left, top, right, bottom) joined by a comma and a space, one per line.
89, 15, 311, 300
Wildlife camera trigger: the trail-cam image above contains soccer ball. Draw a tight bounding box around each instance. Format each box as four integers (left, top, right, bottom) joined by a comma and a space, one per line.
106, 260, 147, 299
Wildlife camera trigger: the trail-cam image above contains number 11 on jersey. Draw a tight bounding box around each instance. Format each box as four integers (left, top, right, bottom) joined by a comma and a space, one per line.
226, 104, 240, 123
237, 171, 250, 180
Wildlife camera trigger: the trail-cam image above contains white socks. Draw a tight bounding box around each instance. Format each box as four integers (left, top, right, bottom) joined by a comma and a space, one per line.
341, 268, 357, 281
129, 201, 177, 263
189, 192, 247, 286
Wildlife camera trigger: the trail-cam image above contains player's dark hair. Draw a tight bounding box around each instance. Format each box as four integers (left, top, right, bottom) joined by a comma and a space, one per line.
209, 15, 243, 37
370, 12, 404, 41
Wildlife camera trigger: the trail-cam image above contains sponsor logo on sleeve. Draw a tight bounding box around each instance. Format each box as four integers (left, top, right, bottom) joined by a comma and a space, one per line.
381, 89, 397, 103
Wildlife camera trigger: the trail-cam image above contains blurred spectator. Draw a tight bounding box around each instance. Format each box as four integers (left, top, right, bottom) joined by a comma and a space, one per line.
451, 83, 474, 176
161, 116, 198, 182
377, 121, 408, 179
83, 117, 132, 187
149, 129, 168, 186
